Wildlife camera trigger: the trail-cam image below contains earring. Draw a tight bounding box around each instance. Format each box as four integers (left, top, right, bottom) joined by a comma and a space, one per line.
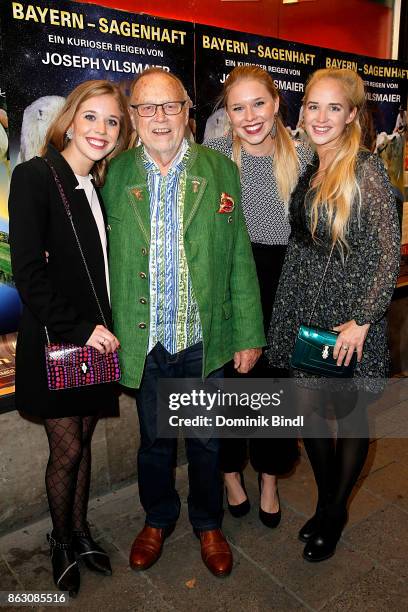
270, 114, 277, 138
66, 128, 73, 140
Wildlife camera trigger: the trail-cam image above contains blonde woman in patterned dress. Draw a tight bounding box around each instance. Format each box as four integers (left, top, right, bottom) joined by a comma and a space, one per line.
267, 68, 400, 561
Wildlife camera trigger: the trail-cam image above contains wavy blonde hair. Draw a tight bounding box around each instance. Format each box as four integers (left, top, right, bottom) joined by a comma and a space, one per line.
221, 65, 299, 205
304, 68, 365, 251
42, 80, 131, 185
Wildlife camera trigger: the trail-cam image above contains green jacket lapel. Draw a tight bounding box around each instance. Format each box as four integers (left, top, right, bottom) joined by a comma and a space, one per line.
184, 144, 208, 235
126, 149, 150, 244
184, 174, 208, 235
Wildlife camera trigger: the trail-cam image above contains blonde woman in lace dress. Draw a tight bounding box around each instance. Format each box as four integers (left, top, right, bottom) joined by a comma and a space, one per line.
267, 68, 400, 562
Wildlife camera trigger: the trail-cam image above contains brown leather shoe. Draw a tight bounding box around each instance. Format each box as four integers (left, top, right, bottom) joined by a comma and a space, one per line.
129, 526, 168, 571
196, 529, 233, 577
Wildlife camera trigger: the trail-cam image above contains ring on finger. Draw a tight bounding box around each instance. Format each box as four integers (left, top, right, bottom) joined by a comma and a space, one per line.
341, 344, 349, 350
101, 338, 106, 345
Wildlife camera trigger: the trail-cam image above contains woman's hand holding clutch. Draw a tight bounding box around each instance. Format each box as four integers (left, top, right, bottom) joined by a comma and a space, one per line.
86, 324, 120, 354
332, 320, 370, 365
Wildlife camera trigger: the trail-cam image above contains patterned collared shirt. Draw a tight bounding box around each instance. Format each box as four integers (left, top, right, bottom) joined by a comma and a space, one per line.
144, 139, 202, 355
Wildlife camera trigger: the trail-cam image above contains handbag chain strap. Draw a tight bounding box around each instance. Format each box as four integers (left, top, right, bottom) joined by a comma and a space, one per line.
43, 158, 107, 343
307, 243, 335, 326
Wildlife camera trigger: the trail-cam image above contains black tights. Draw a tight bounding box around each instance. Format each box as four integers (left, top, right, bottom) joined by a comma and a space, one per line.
44, 415, 98, 542
300, 386, 370, 515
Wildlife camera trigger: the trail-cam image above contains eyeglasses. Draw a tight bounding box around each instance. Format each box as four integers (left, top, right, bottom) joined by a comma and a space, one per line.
130, 101, 187, 117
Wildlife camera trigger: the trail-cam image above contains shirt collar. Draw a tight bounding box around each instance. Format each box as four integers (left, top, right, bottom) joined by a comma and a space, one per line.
143, 139, 190, 176
74, 174, 93, 189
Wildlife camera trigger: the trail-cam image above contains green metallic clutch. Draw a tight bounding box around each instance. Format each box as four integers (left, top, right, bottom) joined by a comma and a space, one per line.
291, 325, 357, 378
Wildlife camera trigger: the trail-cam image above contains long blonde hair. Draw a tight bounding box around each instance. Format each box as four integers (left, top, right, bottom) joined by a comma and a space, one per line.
304, 68, 365, 251
221, 65, 299, 204
42, 80, 131, 185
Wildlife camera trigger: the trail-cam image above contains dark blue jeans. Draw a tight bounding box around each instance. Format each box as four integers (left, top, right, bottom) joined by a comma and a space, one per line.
135, 342, 223, 530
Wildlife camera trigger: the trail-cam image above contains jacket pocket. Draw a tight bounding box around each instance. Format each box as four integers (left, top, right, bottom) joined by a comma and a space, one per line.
106, 213, 122, 236
222, 300, 232, 320
107, 212, 122, 223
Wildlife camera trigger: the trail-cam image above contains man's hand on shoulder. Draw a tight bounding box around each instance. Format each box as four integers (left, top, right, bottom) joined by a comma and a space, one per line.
233, 348, 262, 374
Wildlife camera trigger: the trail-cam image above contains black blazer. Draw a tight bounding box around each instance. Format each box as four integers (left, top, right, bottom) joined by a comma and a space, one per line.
9, 144, 116, 417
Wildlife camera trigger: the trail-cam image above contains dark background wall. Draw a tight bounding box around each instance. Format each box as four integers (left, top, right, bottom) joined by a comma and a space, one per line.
78, 0, 394, 59
1, 0, 405, 534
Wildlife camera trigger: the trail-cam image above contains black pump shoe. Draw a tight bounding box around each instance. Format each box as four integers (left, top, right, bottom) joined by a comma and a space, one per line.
258, 474, 281, 529
225, 472, 250, 518
47, 533, 80, 597
72, 528, 112, 576
302, 510, 347, 562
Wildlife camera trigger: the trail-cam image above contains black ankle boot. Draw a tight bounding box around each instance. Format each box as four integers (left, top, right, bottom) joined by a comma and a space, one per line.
302, 508, 348, 562
298, 509, 326, 543
299, 492, 333, 543
47, 533, 80, 597
72, 527, 112, 576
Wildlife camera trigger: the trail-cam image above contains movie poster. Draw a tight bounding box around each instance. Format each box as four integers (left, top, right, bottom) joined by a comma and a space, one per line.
0, 17, 19, 399
320, 50, 408, 191
2, 0, 195, 166
195, 24, 321, 143
0, 3, 407, 405
320, 49, 408, 285
195, 25, 408, 286
0, 0, 194, 401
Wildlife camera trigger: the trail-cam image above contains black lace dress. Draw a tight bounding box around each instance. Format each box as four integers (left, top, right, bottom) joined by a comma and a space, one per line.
266, 151, 400, 392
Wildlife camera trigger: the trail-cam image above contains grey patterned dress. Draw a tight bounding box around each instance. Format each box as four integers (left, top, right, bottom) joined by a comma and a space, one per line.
204, 134, 312, 245
266, 151, 400, 392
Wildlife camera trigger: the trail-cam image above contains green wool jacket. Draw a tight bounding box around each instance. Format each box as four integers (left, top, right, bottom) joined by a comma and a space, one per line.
102, 142, 265, 389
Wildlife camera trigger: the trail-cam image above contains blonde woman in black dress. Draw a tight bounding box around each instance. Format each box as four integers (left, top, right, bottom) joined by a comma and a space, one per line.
268, 68, 400, 561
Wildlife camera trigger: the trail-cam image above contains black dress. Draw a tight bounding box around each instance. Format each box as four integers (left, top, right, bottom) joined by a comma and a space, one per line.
8, 144, 117, 417
267, 151, 401, 393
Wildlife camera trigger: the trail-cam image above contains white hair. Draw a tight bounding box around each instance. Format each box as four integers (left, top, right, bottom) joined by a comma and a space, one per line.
203, 108, 229, 142
18, 95, 65, 163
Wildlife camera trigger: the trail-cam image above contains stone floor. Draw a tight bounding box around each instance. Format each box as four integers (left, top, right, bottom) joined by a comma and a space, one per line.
1, 378, 408, 611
